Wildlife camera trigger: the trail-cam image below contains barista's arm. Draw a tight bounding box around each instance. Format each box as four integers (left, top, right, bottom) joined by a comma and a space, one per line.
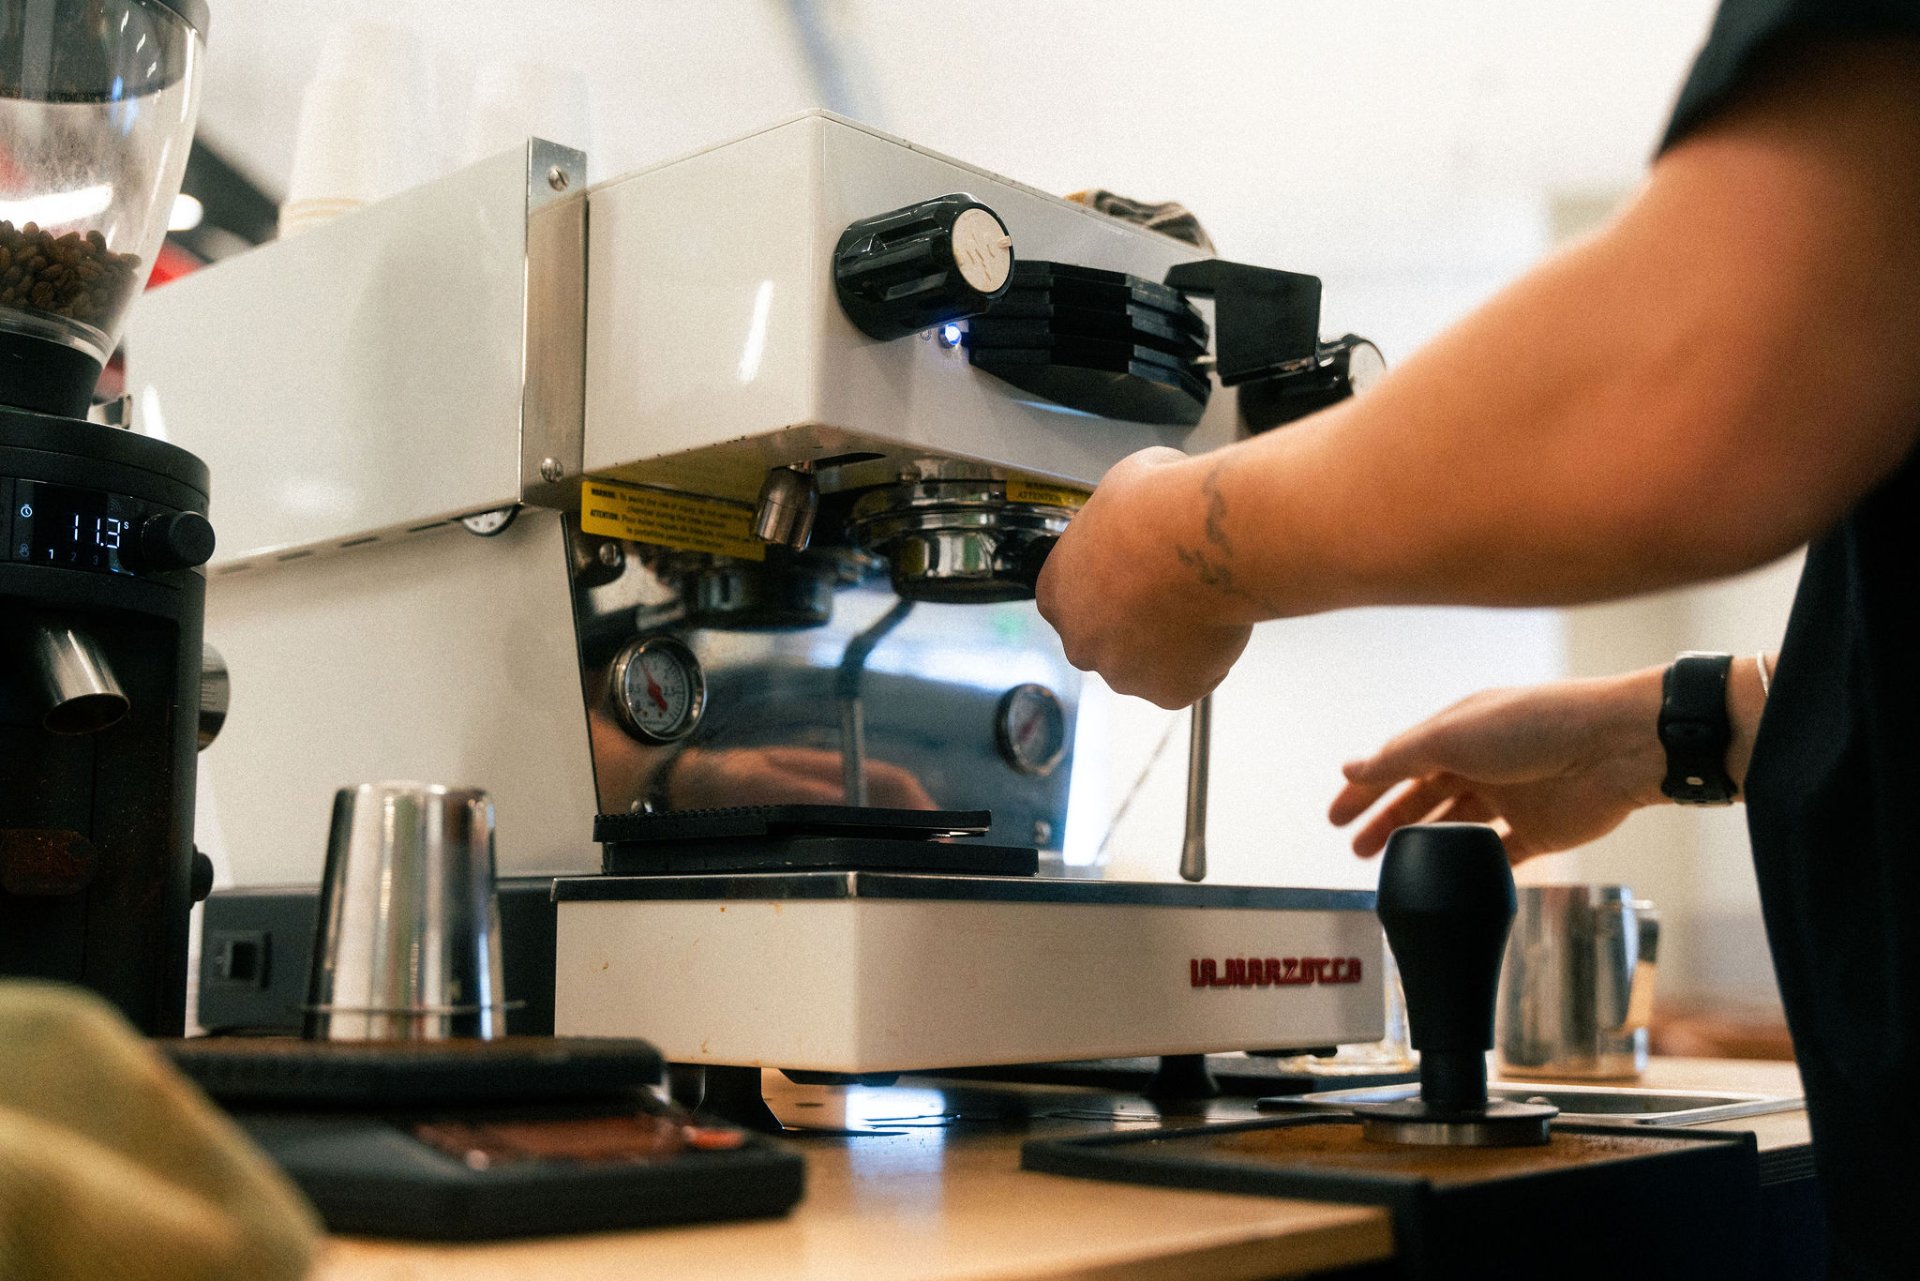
1038, 38, 1920, 707
1327, 653, 1774, 862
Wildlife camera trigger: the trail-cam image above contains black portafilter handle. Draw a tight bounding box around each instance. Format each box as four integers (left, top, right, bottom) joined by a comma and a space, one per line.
1009, 534, 1060, 597
1376, 822, 1517, 1114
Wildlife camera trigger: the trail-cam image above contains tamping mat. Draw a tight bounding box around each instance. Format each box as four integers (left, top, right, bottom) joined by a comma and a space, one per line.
162, 1035, 663, 1107
1023, 1115, 1762, 1281
594, 804, 989, 844
164, 1037, 803, 1239
595, 805, 1037, 876
934, 1054, 1418, 1098
603, 834, 1039, 876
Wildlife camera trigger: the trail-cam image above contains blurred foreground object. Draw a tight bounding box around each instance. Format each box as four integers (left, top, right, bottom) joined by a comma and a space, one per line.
0, 983, 318, 1281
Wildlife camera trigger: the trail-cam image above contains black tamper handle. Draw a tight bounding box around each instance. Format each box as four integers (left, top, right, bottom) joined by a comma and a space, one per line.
1376, 822, 1517, 1114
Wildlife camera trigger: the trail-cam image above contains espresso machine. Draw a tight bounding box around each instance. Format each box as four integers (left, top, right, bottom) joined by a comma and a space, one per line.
0, 0, 215, 1034
134, 112, 1386, 1075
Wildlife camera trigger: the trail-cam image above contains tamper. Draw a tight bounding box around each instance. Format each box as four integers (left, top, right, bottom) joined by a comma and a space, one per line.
1353, 823, 1558, 1146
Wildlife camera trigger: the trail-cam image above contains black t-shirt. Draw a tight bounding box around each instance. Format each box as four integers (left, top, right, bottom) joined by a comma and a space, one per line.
1662, 4, 1920, 1277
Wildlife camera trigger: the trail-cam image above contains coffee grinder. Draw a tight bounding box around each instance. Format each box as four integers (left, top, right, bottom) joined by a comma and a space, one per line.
0, 0, 214, 1033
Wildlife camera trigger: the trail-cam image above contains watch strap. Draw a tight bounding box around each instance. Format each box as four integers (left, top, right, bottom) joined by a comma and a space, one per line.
1659, 652, 1737, 804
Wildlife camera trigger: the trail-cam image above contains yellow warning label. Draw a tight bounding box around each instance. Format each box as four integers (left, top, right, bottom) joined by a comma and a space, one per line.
579, 480, 766, 561
1005, 474, 1092, 510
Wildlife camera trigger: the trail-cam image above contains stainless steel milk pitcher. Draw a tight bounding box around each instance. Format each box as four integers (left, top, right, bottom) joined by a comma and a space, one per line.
1496, 885, 1659, 1079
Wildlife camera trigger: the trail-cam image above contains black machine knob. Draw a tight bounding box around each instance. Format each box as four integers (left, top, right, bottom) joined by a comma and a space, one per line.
1355, 822, 1557, 1146
133, 510, 215, 572
835, 194, 1014, 341
1007, 533, 1059, 596
1238, 334, 1386, 433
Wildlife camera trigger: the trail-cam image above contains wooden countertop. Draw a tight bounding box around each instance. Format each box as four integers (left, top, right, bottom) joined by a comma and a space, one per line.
313, 1057, 1806, 1281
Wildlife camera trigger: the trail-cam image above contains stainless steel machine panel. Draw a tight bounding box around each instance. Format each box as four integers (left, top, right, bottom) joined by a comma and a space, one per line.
129, 139, 585, 565
582, 112, 1243, 504
567, 525, 1080, 857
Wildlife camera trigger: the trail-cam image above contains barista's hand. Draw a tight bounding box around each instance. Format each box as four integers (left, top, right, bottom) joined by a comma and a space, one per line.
1036, 447, 1253, 709
1328, 667, 1671, 864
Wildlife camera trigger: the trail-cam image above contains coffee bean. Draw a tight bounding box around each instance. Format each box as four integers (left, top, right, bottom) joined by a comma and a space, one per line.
0, 218, 143, 331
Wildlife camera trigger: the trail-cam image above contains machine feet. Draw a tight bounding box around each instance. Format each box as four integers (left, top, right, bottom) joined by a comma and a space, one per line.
671, 1064, 785, 1133
1145, 1053, 1221, 1101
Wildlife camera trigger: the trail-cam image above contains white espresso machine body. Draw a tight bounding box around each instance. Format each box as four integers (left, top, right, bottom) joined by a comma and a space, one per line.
129, 112, 1385, 1067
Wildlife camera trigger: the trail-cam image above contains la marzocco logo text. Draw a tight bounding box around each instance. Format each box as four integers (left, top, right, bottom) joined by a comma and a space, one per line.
1189, 956, 1365, 988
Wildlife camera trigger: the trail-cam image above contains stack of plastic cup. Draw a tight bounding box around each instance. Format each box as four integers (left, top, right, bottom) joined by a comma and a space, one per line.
281, 20, 437, 237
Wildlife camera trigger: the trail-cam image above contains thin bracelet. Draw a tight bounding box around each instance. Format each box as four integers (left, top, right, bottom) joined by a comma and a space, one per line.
1756, 652, 1773, 698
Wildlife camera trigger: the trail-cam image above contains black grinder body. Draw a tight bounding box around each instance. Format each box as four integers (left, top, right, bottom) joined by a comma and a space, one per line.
1, 406, 210, 1034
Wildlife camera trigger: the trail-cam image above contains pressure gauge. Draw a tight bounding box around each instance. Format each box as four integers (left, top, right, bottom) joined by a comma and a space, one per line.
460, 506, 518, 537
609, 636, 707, 744
995, 683, 1067, 776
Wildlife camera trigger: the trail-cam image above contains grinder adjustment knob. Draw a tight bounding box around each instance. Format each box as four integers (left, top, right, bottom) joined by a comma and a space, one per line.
1354, 822, 1557, 1147
133, 510, 215, 572
835, 194, 1014, 341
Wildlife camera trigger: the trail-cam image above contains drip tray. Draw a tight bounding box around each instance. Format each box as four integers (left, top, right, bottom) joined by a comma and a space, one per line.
1260, 1081, 1803, 1127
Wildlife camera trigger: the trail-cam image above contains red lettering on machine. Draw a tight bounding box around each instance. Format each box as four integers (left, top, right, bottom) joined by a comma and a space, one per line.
1188, 956, 1366, 988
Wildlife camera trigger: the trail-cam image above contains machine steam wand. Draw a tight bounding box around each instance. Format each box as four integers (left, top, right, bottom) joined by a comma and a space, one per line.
1180, 694, 1211, 882
836, 599, 916, 805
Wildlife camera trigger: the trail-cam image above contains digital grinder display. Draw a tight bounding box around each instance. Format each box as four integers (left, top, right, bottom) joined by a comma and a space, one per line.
2, 474, 213, 579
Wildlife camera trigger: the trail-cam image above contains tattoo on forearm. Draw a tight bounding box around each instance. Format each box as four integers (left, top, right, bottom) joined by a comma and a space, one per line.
1202, 462, 1233, 555
1175, 458, 1282, 614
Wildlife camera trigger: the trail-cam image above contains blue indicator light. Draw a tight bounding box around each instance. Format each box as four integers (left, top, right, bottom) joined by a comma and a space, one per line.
938, 322, 964, 347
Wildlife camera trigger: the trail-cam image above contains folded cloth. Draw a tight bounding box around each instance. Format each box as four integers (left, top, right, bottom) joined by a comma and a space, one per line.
0, 982, 319, 1281
1064, 189, 1216, 253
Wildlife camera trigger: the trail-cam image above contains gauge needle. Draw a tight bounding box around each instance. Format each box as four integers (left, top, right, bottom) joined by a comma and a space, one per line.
642, 661, 668, 713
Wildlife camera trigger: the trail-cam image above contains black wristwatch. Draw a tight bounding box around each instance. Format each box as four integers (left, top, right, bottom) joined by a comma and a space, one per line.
1659, 652, 1737, 805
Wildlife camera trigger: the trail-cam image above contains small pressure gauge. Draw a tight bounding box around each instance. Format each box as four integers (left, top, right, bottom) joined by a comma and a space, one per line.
995, 683, 1067, 776
609, 636, 707, 744
460, 506, 519, 537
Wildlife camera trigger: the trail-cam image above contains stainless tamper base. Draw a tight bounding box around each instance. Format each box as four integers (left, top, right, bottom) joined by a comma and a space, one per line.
1354, 1097, 1557, 1148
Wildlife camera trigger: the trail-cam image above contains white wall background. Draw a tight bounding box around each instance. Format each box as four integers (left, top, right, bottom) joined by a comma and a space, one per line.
189, 1, 1798, 1010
